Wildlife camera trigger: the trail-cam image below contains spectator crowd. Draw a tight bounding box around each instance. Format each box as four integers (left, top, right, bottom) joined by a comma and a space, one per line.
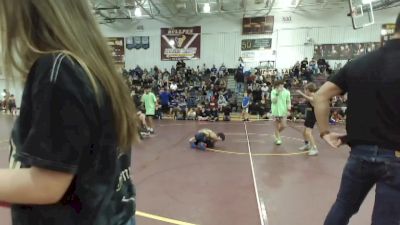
123, 57, 347, 133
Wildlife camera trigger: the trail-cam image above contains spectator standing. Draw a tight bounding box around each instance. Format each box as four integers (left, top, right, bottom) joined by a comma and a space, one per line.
241, 91, 251, 121
314, 14, 400, 225
235, 65, 245, 93
159, 88, 171, 114
271, 80, 291, 145
301, 57, 309, 70
141, 87, 157, 133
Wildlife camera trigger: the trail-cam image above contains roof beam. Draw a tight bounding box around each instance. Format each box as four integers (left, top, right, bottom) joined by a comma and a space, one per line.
134, 0, 154, 18
148, 1, 154, 15
192, 0, 199, 15
217, 0, 222, 13
162, 0, 177, 16
147, 0, 162, 15
295, 0, 304, 8
242, 0, 247, 12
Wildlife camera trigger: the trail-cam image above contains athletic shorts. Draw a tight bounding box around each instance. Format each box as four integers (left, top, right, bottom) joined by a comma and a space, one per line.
242, 108, 249, 113
273, 116, 287, 122
304, 109, 316, 128
146, 114, 155, 119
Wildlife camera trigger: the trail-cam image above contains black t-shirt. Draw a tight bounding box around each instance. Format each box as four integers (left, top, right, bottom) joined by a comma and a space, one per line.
9, 54, 135, 225
235, 69, 244, 83
329, 39, 400, 149
252, 89, 262, 102
223, 107, 231, 116
301, 60, 308, 69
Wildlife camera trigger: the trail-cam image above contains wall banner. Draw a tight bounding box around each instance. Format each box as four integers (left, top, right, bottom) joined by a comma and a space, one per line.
161, 26, 201, 61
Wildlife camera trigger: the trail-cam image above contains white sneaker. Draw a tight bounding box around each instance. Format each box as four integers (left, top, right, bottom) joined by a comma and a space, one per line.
308, 147, 319, 156
299, 144, 310, 151
274, 135, 282, 145
147, 128, 154, 134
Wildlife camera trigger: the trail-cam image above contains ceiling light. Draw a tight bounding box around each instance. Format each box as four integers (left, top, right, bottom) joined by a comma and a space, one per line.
362, 0, 380, 4
282, 0, 299, 7
203, 3, 211, 13
134, 7, 142, 17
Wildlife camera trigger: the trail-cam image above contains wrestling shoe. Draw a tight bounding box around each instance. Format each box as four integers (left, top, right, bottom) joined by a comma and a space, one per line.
299, 144, 310, 151
308, 147, 319, 156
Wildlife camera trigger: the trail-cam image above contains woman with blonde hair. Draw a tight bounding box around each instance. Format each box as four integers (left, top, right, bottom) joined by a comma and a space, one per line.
0, 1, 139, 225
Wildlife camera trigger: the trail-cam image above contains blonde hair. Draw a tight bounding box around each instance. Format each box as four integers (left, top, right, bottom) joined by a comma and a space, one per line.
0, 0, 139, 148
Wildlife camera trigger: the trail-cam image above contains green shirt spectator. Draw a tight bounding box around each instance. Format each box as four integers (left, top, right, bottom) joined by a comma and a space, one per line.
141, 91, 157, 116
271, 88, 291, 117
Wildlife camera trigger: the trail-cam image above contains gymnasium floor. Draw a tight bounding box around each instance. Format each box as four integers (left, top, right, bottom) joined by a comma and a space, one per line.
0, 115, 375, 225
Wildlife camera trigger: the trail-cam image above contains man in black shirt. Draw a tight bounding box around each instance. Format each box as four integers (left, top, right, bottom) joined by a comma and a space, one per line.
235, 66, 245, 93
301, 57, 308, 70
314, 14, 400, 225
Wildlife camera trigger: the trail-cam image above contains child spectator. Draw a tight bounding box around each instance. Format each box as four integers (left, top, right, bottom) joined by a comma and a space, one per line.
187, 108, 197, 120
228, 94, 238, 112
223, 106, 231, 121
169, 96, 179, 116
329, 110, 344, 124
7, 94, 17, 116
159, 87, 171, 114
261, 83, 269, 100
217, 92, 228, 111
209, 107, 219, 122
197, 106, 209, 121
155, 97, 162, 120
242, 91, 251, 121
176, 96, 188, 120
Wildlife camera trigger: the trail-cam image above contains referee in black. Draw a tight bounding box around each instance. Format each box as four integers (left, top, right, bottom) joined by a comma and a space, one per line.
314, 13, 400, 225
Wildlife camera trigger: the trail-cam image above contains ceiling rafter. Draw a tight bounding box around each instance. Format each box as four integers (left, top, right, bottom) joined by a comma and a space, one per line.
91, 0, 355, 23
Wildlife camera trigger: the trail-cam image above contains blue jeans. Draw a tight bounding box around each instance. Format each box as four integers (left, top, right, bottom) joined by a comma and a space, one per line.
236, 82, 244, 93
324, 145, 400, 225
124, 217, 136, 225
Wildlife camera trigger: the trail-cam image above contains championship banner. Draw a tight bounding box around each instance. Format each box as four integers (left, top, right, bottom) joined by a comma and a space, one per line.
313, 42, 380, 60
133, 36, 142, 49
126, 37, 134, 50
161, 26, 201, 61
141, 36, 150, 49
126, 36, 150, 50
106, 37, 125, 65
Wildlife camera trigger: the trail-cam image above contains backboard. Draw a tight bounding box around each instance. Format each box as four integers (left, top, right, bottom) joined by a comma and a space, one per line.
349, 0, 375, 29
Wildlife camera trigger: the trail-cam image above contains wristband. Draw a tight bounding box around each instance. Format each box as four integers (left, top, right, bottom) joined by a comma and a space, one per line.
320, 131, 330, 139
